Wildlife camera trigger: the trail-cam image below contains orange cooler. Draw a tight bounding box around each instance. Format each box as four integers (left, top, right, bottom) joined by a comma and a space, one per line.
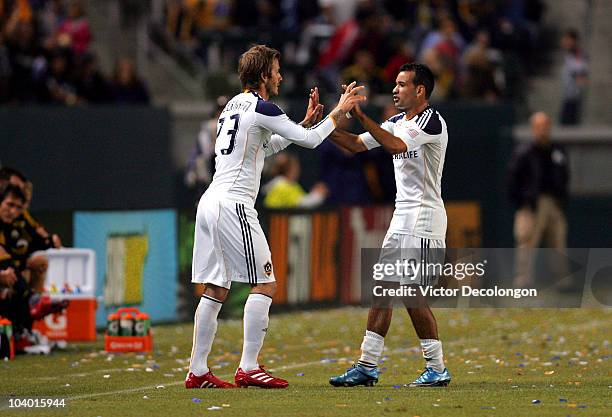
33, 295, 97, 341
32, 248, 97, 341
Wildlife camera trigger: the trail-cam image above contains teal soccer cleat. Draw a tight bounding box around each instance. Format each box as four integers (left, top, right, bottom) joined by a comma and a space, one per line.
406, 367, 451, 387
329, 364, 379, 387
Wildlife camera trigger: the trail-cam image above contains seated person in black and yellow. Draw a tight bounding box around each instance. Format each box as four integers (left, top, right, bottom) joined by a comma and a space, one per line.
0, 167, 62, 293
0, 183, 67, 351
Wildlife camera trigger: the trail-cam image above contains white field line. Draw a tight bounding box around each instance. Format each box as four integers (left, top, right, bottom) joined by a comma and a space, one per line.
34, 339, 341, 381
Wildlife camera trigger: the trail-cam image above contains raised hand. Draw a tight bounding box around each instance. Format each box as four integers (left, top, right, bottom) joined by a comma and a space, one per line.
331, 81, 367, 125
300, 87, 324, 128
336, 81, 366, 113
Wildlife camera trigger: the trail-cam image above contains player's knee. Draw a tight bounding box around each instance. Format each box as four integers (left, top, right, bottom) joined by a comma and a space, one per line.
253, 281, 276, 298
203, 284, 229, 302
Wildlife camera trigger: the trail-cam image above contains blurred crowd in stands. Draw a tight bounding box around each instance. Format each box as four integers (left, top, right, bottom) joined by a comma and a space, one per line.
161, 0, 548, 102
0, 0, 149, 105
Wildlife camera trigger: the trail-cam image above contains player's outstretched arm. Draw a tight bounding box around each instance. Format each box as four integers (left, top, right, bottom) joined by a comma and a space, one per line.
329, 130, 368, 153
351, 105, 407, 154
256, 81, 366, 150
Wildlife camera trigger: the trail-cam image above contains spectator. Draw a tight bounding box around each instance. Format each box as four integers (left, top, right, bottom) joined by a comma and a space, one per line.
559, 29, 588, 125
318, 0, 360, 27
56, 0, 91, 55
38, 0, 66, 39
109, 57, 150, 104
37, 48, 80, 105
6, 20, 40, 101
461, 30, 501, 101
341, 49, 385, 95
263, 152, 328, 209
74, 53, 110, 103
507, 112, 570, 289
317, 3, 387, 91
420, 14, 465, 61
421, 47, 454, 100
383, 41, 414, 86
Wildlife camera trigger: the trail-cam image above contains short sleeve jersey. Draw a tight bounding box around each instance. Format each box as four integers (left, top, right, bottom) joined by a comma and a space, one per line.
359, 107, 448, 239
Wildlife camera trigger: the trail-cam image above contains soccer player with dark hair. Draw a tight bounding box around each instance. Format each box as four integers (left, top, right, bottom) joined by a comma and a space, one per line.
0, 167, 61, 293
186, 44, 365, 389
329, 63, 451, 387
0, 182, 68, 348
0, 184, 34, 338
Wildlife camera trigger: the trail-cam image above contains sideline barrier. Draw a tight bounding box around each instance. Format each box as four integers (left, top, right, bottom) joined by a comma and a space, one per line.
266, 202, 481, 305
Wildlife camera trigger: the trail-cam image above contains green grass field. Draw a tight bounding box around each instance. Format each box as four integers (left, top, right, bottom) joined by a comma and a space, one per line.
2, 307, 610, 416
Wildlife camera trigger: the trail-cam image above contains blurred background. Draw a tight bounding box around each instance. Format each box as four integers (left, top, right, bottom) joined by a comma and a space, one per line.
1, 0, 611, 324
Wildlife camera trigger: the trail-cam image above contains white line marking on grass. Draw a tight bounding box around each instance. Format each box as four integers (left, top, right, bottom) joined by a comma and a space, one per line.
37, 368, 127, 381
61, 360, 327, 402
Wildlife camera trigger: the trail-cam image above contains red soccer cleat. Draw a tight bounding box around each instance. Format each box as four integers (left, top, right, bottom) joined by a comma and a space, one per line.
185, 371, 236, 388
235, 366, 289, 389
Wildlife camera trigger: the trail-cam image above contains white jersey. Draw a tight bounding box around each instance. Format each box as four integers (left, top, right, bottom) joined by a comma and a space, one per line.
206, 91, 336, 206
359, 106, 448, 239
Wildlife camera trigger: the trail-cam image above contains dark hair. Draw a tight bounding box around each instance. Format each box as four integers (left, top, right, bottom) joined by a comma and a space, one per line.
0, 166, 27, 182
399, 63, 435, 99
0, 183, 26, 204
564, 28, 579, 41
238, 45, 281, 90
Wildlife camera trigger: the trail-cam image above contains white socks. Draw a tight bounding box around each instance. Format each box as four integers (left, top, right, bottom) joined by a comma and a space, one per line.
420, 338, 445, 372
189, 295, 222, 376
239, 293, 272, 371
358, 330, 384, 368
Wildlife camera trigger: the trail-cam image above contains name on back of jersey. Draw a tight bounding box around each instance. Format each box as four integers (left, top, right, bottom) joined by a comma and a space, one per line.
222, 99, 253, 114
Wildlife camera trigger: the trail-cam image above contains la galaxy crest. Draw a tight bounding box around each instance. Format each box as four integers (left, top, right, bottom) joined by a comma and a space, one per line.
264, 261, 273, 277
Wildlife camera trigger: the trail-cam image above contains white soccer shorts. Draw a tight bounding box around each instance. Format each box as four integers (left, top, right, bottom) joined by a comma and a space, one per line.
378, 232, 446, 286
192, 197, 275, 288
